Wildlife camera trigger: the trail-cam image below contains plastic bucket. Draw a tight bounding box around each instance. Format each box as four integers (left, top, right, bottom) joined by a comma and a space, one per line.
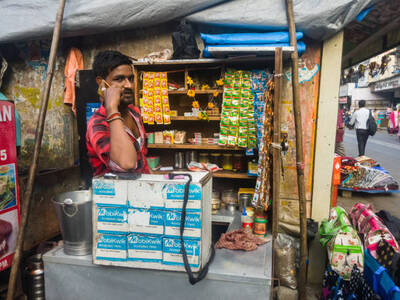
52, 190, 92, 256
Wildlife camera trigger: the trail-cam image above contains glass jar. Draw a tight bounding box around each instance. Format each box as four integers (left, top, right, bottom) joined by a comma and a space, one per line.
222, 154, 233, 170
233, 154, 244, 172
199, 153, 209, 164
210, 153, 221, 166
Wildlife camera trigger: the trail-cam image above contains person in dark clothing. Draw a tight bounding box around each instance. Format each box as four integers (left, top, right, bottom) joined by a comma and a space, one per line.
349, 100, 370, 156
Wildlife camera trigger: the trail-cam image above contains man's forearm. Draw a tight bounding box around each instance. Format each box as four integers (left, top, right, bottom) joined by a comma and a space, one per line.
109, 119, 137, 170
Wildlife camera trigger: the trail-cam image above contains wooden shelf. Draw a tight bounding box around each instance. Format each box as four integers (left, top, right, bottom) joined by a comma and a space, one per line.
147, 144, 244, 150
139, 89, 222, 95
213, 171, 256, 179
150, 169, 256, 179
170, 116, 221, 121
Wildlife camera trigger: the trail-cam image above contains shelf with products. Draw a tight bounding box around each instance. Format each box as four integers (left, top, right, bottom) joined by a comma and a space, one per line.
147, 144, 244, 150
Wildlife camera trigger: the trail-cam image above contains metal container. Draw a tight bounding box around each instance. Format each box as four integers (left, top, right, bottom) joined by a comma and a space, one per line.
185, 150, 198, 165
25, 254, 45, 300
52, 190, 92, 255
239, 193, 253, 213
174, 151, 185, 169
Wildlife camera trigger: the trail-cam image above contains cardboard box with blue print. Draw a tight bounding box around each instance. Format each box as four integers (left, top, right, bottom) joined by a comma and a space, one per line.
92, 178, 127, 207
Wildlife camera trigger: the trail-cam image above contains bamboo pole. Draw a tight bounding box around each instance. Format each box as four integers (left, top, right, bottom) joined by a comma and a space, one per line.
272, 48, 282, 240
285, 0, 308, 299
7, 0, 66, 299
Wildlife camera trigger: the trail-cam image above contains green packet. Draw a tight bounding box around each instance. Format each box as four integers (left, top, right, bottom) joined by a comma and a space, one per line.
229, 116, 238, 126
239, 118, 248, 127
232, 98, 240, 107
229, 110, 239, 118
238, 128, 248, 138
228, 126, 238, 136
227, 135, 237, 146
232, 90, 241, 98
242, 71, 250, 79
238, 137, 247, 148
220, 125, 229, 136
240, 99, 249, 108
221, 116, 230, 126
223, 98, 232, 108
218, 134, 228, 145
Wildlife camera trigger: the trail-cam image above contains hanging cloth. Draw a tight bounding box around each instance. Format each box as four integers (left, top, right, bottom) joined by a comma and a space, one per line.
64, 47, 83, 114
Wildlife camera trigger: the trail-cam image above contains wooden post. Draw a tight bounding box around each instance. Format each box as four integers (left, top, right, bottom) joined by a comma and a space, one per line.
6, 0, 67, 299
285, 0, 308, 299
272, 48, 282, 239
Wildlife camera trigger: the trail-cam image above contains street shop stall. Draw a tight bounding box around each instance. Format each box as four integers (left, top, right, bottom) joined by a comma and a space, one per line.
43, 30, 323, 298
319, 203, 400, 299
339, 156, 400, 194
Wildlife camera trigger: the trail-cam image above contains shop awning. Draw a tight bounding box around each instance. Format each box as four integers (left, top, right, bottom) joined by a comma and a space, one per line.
0, 0, 379, 44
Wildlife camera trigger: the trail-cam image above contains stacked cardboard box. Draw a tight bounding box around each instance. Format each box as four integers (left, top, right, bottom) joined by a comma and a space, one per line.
92, 173, 211, 272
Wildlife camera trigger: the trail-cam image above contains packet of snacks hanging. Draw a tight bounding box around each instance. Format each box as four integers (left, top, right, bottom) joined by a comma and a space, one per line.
141, 72, 170, 125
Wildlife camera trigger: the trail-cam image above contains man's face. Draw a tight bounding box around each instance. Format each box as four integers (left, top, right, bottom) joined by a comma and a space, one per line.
104, 64, 134, 106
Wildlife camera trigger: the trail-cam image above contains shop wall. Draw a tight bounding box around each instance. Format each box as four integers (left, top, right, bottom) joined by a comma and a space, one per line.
1, 41, 76, 172
279, 41, 322, 216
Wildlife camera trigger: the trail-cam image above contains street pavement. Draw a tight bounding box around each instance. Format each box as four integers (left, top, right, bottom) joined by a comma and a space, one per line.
338, 129, 400, 217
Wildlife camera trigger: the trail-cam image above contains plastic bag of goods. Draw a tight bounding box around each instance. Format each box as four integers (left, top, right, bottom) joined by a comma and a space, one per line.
274, 233, 298, 289
350, 202, 400, 258
320, 206, 363, 280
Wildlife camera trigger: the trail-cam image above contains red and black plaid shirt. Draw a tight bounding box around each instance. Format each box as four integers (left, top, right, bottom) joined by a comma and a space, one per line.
86, 105, 150, 176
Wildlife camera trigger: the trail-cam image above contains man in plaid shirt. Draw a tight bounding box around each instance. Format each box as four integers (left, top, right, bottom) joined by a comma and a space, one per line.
86, 51, 149, 176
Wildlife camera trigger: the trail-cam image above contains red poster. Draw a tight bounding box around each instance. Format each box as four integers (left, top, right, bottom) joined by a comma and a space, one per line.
0, 101, 20, 271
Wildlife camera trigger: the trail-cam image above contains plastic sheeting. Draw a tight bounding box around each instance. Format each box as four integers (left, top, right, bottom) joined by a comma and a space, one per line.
0, 0, 226, 43
200, 32, 303, 45
203, 42, 306, 58
0, 0, 380, 43
187, 0, 380, 41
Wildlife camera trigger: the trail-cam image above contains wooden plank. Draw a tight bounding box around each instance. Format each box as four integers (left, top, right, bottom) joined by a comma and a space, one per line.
272, 47, 283, 239
171, 116, 220, 121
309, 31, 344, 284
147, 144, 245, 150
212, 171, 255, 179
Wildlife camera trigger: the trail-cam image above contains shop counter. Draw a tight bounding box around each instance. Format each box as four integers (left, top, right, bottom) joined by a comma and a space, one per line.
43, 211, 272, 300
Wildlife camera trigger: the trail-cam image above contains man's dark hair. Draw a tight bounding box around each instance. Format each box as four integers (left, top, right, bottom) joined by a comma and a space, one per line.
359, 100, 366, 108
92, 50, 132, 78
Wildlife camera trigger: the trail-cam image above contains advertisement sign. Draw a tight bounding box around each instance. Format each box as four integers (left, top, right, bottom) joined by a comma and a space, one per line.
0, 101, 20, 271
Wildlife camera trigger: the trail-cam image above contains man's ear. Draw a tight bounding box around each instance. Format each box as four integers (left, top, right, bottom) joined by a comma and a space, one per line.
96, 76, 103, 87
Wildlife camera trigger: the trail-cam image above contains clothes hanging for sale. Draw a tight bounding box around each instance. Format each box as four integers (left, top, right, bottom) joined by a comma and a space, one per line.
64, 47, 84, 114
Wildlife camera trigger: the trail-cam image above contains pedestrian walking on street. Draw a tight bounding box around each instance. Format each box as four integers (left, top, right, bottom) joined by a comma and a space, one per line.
335, 107, 346, 156
349, 100, 370, 156
389, 104, 399, 135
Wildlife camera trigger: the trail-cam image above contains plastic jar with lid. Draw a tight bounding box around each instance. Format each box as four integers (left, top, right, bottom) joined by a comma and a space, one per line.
253, 216, 268, 237
199, 153, 209, 164
222, 154, 233, 170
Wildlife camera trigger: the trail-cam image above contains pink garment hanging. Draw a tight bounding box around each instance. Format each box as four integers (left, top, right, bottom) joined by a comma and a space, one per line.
64, 47, 83, 114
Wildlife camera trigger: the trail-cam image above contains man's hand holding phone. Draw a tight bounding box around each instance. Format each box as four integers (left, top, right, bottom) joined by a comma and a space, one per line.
101, 80, 123, 114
